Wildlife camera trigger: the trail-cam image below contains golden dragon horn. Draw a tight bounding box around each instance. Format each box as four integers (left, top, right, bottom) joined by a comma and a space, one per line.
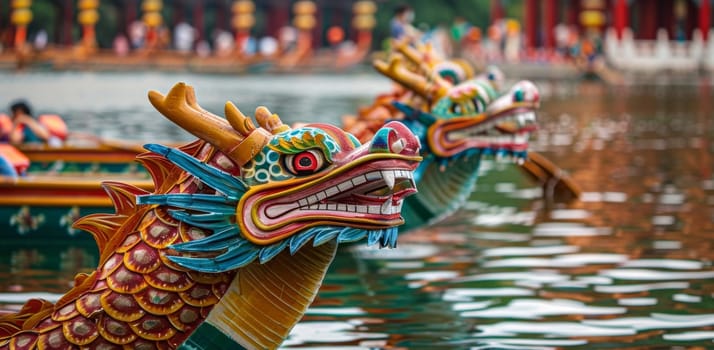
393, 41, 451, 88
255, 106, 291, 135
373, 55, 449, 99
148, 82, 271, 167
224, 101, 257, 135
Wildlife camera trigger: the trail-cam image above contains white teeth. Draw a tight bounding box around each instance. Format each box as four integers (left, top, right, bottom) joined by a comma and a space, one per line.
391, 139, 406, 153
325, 187, 339, 197
365, 172, 381, 181
337, 182, 352, 191
446, 110, 536, 142
264, 170, 415, 217
383, 171, 395, 190
352, 175, 367, 186
381, 195, 393, 215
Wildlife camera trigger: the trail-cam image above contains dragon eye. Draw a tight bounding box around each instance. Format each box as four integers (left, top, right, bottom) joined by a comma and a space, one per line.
450, 102, 462, 115
285, 149, 326, 175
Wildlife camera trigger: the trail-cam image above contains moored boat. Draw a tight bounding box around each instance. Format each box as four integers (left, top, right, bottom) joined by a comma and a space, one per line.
18, 141, 149, 175
0, 173, 153, 240
2, 112, 165, 176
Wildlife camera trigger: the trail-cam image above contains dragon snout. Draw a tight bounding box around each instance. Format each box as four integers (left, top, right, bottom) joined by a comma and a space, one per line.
369, 121, 421, 156
512, 80, 540, 104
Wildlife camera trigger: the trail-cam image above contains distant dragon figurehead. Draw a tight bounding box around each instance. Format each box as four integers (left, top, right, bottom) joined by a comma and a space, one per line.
373, 54, 539, 171
0, 82, 421, 350
367, 44, 540, 228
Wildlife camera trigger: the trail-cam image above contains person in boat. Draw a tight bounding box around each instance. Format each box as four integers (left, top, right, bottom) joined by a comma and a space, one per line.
390, 4, 419, 43
6, 100, 50, 145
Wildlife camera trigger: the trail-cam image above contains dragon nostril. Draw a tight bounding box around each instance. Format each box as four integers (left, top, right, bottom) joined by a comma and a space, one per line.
391, 139, 406, 154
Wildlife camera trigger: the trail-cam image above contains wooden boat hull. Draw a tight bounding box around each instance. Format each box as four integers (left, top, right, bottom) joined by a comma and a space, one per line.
18, 142, 148, 175
0, 175, 153, 240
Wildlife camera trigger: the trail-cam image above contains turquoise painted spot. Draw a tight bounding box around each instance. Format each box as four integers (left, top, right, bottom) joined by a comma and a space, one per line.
255, 169, 269, 182
253, 152, 265, 165
269, 164, 285, 178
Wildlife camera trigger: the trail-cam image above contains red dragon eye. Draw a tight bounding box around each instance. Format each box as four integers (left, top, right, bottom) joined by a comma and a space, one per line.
285, 149, 325, 175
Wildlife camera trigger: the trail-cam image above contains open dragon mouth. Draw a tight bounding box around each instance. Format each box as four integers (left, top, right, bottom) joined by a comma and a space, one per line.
427, 105, 537, 160
445, 108, 537, 152
239, 156, 420, 246
264, 168, 416, 219
428, 80, 540, 160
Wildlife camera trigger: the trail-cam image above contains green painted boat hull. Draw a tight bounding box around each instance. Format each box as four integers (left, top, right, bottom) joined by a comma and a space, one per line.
0, 204, 112, 241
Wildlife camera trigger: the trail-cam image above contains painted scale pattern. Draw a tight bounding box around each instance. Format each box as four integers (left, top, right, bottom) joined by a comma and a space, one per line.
0, 141, 240, 349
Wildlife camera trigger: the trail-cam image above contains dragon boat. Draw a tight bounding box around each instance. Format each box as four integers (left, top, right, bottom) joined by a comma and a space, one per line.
0, 175, 153, 240
1, 113, 158, 176
344, 46, 541, 230
0, 143, 152, 239
0, 82, 422, 349
18, 141, 149, 176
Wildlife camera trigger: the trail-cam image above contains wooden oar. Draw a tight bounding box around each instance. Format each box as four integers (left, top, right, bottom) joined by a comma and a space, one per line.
520, 151, 581, 203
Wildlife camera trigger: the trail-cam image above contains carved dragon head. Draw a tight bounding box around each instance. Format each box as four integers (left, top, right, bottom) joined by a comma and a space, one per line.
373, 53, 539, 165
141, 82, 422, 272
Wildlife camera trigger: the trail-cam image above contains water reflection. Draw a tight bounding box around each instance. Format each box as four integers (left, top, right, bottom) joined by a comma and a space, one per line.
284, 81, 713, 348
0, 75, 713, 348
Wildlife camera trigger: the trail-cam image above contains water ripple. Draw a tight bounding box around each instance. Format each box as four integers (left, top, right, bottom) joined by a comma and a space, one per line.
599, 268, 714, 280
455, 271, 568, 284
583, 313, 714, 330
476, 321, 637, 337
443, 288, 534, 300
532, 223, 612, 236
621, 259, 704, 270
483, 253, 628, 268
594, 281, 690, 293
663, 331, 714, 341
482, 245, 579, 257
461, 299, 626, 319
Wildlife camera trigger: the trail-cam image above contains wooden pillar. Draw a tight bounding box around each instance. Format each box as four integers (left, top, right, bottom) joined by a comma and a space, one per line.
63, 0, 74, 45
216, 3, 226, 31
125, 0, 138, 32
173, 0, 185, 27
614, 0, 628, 39
567, 0, 579, 26
543, 0, 557, 49
312, 4, 322, 48
524, 0, 538, 48
640, 0, 658, 39
490, 0, 504, 23
701, 0, 711, 40
267, 0, 290, 38
193, 2, 204, 42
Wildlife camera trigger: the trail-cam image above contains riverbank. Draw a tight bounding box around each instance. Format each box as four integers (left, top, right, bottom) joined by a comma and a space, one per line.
0, 47, 589, 81
2, 48, 713, 86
